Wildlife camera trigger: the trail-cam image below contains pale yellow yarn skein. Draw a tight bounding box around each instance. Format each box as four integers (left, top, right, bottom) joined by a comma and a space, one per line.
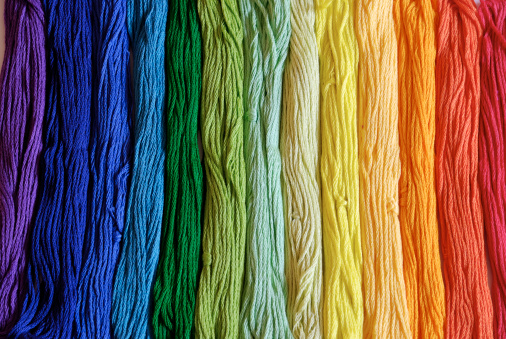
315, 0, 363, 338
281, 0, 322, 337
355, 0, 412, 338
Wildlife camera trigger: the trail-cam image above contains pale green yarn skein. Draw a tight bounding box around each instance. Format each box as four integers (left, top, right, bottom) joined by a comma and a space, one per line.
238, 0, 292, 337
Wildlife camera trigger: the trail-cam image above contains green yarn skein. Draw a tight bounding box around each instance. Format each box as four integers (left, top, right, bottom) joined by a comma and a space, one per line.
194, 0, 247, 337
238, 0, 293, 337
151, 0, 203, 338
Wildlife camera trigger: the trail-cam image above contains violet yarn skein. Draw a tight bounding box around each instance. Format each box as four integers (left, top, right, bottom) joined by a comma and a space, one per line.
9, 0, 92, 337
0, 0, 45, 334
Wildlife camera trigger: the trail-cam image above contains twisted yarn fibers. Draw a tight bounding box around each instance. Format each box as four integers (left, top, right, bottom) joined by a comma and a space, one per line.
478, 1, 506, 336
9, 0, 92, 337
355, 0, 412, 337
76, 0, 131, 337
393, 0, 446, 337
111, 0, 167, 337
314, 0, 363, 338
151, 0, 202, 337
0, 0, 45, 333
281, 0, 322, 337
194, 0, 247, 337
436, 0, 493, 337
238, 0, 292, 336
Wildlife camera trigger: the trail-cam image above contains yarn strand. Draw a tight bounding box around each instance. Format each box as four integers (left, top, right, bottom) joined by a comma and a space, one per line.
435, 0, 494, 337
281, 0, 322, 337
355, 0, 412, 337
194, 0, 247, 337
0, 0, 45, 333
393, 0, 446, 337
151, 0, 202, 337
111, 0, 167, 337
238, 0, 292, 337
314, 0, 363, 337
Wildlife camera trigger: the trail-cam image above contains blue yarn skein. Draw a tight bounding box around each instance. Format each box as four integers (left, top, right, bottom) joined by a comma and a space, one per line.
9, 0, 92, 337
111, 0, 167, 337
76, 0, 131, 337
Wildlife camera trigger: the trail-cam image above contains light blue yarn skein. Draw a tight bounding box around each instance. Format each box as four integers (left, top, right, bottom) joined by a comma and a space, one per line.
111, 0, 167, 337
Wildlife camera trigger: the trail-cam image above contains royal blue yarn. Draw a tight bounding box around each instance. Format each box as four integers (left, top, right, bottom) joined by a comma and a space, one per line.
75, 0, 131, 338
111, 0, 167, 337
9, 0, 92, 338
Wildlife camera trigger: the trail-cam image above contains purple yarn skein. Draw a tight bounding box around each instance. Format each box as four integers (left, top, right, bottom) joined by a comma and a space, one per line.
0, 0, 46, 333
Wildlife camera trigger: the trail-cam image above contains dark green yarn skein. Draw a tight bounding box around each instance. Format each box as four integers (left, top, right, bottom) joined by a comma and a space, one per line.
151, 0, 203, 337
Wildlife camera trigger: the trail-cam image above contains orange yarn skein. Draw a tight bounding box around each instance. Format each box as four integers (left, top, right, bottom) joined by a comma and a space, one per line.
435, 0, 493, 338
394, 0, 446, 337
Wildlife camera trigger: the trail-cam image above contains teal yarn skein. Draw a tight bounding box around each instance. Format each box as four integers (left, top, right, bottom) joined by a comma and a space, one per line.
111, 0, 167, 337
239, 0, 292, 337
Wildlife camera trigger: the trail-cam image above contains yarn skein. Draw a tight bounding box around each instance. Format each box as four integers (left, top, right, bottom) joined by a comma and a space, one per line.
194, 0, 247, 336
9, 0, 92, 337
355, 0, 412, 337
479, 1, 506, 336
238, 0, 292, 337
436, 0, 494, 338
111, 0, 167, 337
393, 0, 446, 337
314, 0, 363, 338
0, 0, 45, 333
151, 0, 202, 337
76, 0, 131, 337
281, 0, 322, 337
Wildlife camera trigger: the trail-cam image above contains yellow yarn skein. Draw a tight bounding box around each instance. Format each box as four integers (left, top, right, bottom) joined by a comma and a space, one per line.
315, 0, 363, 338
